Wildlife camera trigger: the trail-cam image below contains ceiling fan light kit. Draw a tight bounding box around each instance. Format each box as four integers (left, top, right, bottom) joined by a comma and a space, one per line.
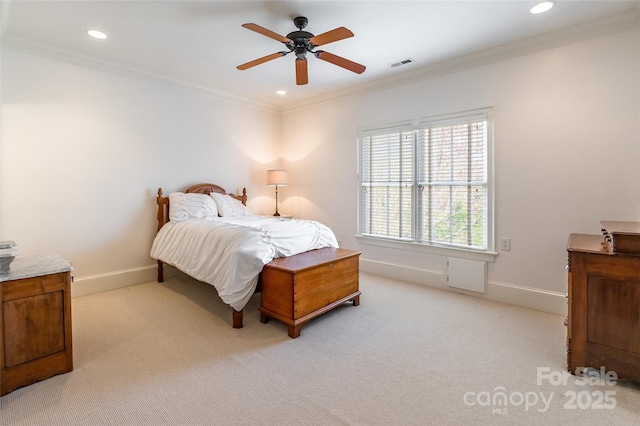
237, 16, 366, 85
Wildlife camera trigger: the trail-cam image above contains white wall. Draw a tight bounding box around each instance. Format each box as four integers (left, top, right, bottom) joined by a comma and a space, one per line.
280, 29, 640, 313
2, 27, 638, 314
1, 49, 280, 290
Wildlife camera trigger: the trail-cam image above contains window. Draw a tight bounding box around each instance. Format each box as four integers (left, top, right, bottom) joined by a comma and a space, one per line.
358, 108, 494, 255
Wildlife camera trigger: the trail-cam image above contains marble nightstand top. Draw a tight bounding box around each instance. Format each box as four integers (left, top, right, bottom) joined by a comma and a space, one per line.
0, 254, 72, 282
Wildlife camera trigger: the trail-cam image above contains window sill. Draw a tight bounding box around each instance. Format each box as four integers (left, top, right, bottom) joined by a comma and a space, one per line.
355, 235, 497, 263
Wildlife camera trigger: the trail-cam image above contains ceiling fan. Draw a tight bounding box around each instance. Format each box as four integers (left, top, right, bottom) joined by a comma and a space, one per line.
236, 16, 366, 85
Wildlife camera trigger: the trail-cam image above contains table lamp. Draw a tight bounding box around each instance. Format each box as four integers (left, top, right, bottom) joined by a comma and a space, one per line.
267, 169, 287, 216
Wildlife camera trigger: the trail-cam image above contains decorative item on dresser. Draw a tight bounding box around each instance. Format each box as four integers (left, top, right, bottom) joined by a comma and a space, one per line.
0, 254, 73, 396
151, 182, 346, 332
0, 240, 19, 273
566, 221, 640, 383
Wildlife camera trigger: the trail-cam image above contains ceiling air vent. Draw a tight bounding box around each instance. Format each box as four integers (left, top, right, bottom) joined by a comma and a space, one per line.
389, 58, 414, 68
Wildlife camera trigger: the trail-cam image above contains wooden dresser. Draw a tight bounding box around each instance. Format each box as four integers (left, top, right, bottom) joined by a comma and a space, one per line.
566, 221, 640, 382
0, 254, 73, 396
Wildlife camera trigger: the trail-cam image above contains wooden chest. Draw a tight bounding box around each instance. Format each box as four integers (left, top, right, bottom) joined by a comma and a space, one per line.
259, 247, 361, 338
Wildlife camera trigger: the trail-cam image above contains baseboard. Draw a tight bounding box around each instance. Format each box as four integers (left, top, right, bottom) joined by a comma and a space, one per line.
71, 264, 182, 298
485, 280, 567, 317
360, 258, 567, 316
71, 258, 567, 316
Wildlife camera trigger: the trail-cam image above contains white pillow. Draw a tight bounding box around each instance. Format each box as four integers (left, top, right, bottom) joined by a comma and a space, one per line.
169, 192, 218, 223
210, 192, 253, 217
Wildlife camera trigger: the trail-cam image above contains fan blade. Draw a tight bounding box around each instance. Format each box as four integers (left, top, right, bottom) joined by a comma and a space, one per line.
237, 52, 286, 70
296, 58, 308, 85
315, 51, 366, 74
242, 23, 291, 43
309, 27, 353, 46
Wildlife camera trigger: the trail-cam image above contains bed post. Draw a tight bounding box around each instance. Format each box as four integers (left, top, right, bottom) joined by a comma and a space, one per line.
156, 188, 167, 283
240, 188, 247, 205
157, 260, 164, 283
156, 188, 167, 231
232, 309, 243, 328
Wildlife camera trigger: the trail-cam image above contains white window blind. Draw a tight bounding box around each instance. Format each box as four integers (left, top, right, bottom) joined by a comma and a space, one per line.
359, 109, 492, 252
361, 131, 413, 239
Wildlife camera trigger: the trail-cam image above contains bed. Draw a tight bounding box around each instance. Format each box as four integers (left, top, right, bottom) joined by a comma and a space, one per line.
151, 183, 339, 328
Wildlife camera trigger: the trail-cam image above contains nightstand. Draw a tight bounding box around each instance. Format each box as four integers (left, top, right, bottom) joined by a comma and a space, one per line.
0, 254, 73, 396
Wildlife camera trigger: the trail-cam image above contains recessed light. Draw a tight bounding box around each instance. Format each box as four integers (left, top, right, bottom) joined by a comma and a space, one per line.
530, 1, 556, 15
86, 29, 108, 40
276, 90, 287, 96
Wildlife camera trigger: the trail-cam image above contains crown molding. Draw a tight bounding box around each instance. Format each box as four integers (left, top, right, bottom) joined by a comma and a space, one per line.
0, 35, 281, 114
280, 8, 640, 113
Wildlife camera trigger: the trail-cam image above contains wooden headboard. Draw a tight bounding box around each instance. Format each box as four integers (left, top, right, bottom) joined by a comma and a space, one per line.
156, 183, 248, 232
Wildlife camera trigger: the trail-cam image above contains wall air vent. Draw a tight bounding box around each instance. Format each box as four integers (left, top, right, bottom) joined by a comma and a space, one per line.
389, 58, 414, 68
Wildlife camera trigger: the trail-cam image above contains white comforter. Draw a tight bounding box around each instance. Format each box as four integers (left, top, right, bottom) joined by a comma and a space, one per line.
150, 216, 339, 311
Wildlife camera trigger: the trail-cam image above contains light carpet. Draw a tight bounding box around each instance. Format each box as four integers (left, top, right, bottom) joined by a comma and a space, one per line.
1, 272, 639, 425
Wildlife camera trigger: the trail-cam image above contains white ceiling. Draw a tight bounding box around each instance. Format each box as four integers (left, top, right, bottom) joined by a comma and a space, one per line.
1, 1, 639, 108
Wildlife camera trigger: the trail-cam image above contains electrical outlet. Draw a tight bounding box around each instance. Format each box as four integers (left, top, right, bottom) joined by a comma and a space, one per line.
501, 238, 511, 251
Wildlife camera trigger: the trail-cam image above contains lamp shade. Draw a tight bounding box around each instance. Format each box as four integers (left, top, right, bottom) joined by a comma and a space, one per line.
267, 169, 288, 186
